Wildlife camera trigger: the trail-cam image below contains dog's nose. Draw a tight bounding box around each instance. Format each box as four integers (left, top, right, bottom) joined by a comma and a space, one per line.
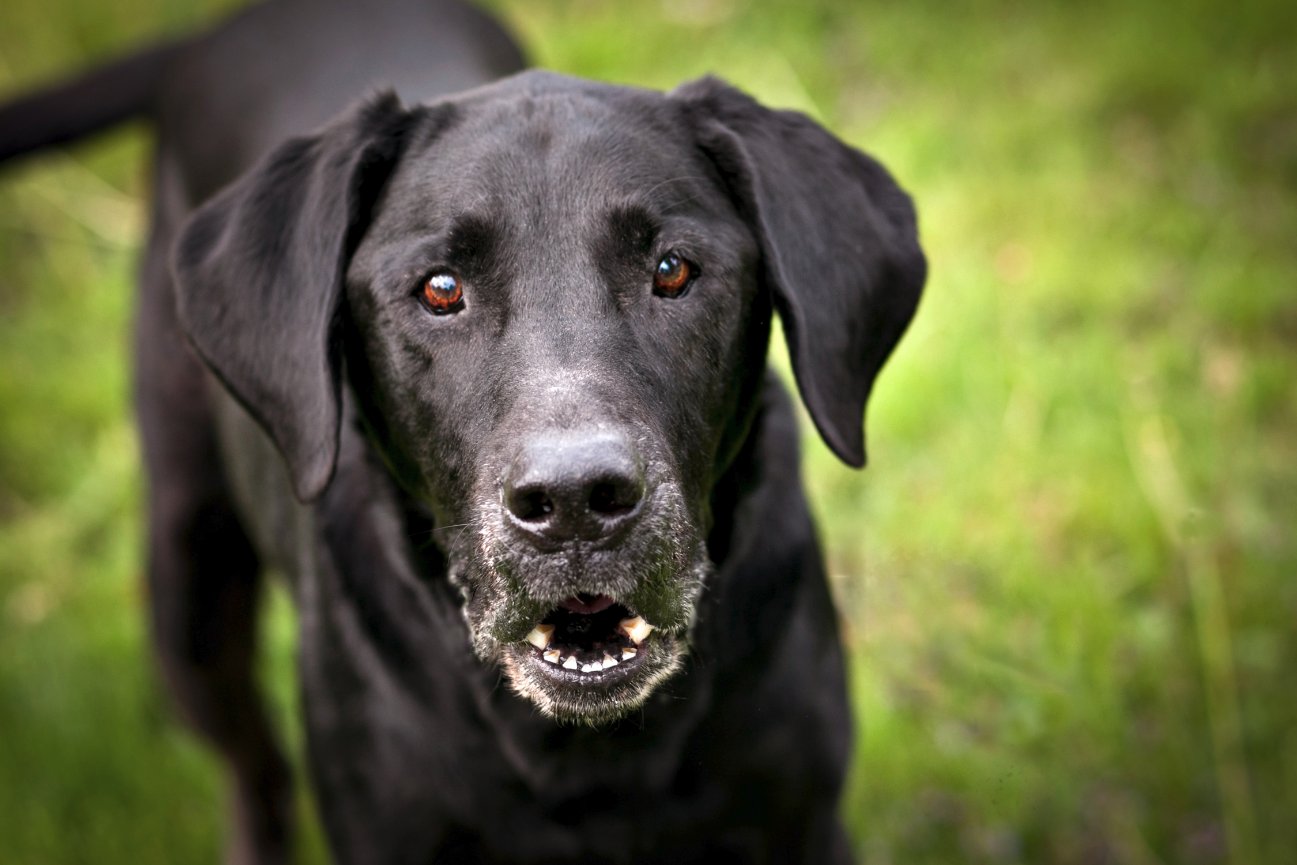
503, 431, 645, 543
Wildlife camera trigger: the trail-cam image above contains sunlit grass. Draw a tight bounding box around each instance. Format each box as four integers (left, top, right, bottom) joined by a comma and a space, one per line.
1, 0, 1294, 862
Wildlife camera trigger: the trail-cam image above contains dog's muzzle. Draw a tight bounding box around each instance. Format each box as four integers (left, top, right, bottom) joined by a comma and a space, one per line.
451, 427, 707, 723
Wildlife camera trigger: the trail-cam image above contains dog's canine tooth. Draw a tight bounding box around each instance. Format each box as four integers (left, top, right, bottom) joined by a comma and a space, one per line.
562, 656, 579, 671
543, 648, 561, 664
526, 624, 554, 650
602, 653, 618, 668
619, 616, 654, 645
621, 646, 638, 660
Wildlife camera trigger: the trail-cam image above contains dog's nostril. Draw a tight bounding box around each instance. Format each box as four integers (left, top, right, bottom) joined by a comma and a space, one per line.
507, 487, 554, 523
589, 480, 637, 517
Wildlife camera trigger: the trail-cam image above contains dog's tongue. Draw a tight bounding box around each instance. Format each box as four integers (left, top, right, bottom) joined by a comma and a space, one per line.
559, 594, 616, 615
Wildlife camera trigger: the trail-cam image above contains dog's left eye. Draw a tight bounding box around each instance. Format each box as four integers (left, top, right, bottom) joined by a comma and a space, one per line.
653, 252, 696, 298
419, 270, 465, 314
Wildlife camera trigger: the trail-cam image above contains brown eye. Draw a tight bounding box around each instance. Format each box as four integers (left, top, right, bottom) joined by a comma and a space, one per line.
420, 270, 464, 314
653, 252, 695, 297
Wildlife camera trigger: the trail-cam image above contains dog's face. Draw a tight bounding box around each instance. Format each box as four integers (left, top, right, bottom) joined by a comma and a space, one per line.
345, 87, 764, 720
173, 72, 925, 724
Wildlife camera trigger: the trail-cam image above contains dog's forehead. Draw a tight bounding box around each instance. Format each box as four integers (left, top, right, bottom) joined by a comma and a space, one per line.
394, 78, 713, 220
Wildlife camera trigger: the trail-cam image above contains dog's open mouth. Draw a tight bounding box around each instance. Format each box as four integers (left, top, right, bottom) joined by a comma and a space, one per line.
521, 594, 655, 681
501, 588, 684, 723
486, 546, 702, 722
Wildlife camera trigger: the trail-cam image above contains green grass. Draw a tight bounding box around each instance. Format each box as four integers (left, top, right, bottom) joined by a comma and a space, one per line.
2, 0, 1295, 861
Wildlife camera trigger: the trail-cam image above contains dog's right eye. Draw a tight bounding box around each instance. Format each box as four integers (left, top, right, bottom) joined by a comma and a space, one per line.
653, 252, 696, 298
419, 270, 465, 315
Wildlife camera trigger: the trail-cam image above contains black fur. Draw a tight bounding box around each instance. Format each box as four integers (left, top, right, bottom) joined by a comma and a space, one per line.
0, 1, 924, 862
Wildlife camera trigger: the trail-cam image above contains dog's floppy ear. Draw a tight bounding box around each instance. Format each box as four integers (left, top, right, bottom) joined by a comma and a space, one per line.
172, 92, 416, 501
673, 77, 926, 467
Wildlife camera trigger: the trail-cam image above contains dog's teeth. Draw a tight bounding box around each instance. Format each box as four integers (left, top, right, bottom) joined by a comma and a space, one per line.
563, 656, 579, 670
621, 646, 638, 660
526, 624, 554, 650
543, 648, 561, 664
619, 616, 654, 645
602, 653, 618, 668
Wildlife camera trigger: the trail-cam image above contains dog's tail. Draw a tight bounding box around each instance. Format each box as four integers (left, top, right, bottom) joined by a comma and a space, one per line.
0, 37, 190, 165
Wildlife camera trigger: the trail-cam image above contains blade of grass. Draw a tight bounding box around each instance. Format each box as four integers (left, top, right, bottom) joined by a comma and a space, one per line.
1124, 371, 1259, 865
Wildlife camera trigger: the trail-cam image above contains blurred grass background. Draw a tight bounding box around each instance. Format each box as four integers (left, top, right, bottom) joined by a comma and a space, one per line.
1, 0, 1294, 862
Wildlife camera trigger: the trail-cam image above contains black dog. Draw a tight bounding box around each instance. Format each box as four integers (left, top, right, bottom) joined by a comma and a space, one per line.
0, 0, 925, 861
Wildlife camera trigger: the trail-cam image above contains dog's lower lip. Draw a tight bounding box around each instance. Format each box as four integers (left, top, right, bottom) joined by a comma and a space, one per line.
531, 640, 647, 678
519, 631, 656, 684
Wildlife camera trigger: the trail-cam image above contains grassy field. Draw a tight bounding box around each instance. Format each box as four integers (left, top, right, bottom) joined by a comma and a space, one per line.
1, 0, 1294, 862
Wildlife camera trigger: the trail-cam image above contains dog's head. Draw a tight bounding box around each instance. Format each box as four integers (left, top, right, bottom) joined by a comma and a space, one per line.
172, 72, 924, 724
